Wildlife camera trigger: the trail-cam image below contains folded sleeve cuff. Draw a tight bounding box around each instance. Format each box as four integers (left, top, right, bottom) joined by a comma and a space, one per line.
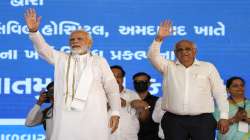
220, 112, 229, 119
111, 111, 120, 117
152, 40, 163, 46
29, 31, 39, 38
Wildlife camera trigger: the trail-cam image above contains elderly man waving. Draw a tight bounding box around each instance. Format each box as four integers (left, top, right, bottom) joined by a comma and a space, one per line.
24, 8, 121, 140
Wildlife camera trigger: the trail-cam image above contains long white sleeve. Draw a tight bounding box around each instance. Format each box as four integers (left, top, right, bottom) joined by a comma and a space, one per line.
25, 104, 43, 127
100, 57, 121, 116
147, 40, 169, 73
29, 32, 56, 64
152, 98, 165, 123
208, 64, 229, 119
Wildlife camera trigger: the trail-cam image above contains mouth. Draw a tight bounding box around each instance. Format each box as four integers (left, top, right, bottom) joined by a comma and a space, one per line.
181, 55, 190, 58
236, 90, 244, 93
71, 45, 81, 48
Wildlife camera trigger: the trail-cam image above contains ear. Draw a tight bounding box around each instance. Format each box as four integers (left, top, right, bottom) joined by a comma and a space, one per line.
87, 45, 92, 49
174, 50, 177, 55
174, 50, 180, 61
194, 48, 197, 55
85, 36, 93, 48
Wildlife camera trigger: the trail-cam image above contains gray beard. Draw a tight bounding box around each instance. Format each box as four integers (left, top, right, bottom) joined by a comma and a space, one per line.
71, 47, 89, 55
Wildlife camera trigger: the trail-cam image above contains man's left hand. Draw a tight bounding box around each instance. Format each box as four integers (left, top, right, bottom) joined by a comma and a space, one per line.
218, 119, 229, 134
109, 115, 120, 134
121, 98, 126, 107
130, 100, 149, 109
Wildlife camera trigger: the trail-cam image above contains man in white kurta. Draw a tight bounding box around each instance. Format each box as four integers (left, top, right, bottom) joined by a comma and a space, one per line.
25, 9, 121, 140
109, 89, 140, 140
109, 65, 150, 140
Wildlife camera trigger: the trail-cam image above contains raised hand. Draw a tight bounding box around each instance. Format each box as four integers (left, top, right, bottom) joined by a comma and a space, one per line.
36, 90, 47, 105
155, 20, 172, 41
24, 8, 41, 32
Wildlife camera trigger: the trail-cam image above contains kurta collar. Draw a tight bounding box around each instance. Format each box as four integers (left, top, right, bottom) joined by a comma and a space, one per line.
175, 58, 200, 66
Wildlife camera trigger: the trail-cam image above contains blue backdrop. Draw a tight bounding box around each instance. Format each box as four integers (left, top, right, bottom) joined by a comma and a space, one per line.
0, 0, 250, 139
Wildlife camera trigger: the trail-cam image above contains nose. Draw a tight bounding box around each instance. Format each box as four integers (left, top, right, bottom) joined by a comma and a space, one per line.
72, 40, 78, 44
183, 51, 190, 55
70, 38, 79, 45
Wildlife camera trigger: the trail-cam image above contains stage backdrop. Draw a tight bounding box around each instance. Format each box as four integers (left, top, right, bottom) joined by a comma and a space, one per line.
0, 0, 250, 139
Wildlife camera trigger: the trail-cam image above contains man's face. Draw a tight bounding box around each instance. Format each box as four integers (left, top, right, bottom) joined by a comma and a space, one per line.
174, 41, 196, 66
69, 31, 91, 54
111, 68, 124, 89
134, 75, 149, 83
133, 75, 150, 93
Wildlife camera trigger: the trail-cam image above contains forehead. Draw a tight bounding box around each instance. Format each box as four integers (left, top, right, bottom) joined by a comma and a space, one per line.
111, 68, 122, 74
70, 31, 87, 38
175, 40, 195, 49
134, 75, 148, 81
231, 79, 244, 84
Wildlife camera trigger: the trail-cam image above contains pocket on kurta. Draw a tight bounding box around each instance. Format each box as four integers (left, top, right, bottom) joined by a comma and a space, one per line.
195, 75, 210, 94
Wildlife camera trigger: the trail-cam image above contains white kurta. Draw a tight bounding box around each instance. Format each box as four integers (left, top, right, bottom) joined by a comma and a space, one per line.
29, 32, 121, 140
152, 98, 165, 140
109, 89, 140, 140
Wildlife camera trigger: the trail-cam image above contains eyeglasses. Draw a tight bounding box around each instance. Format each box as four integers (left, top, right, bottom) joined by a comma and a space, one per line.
175, 47, 194, 53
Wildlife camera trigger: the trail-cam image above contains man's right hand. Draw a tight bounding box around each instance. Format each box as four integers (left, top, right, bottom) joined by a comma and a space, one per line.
155, 20, 172, 42
24, 8, 41, 32
36, 90, 47, 106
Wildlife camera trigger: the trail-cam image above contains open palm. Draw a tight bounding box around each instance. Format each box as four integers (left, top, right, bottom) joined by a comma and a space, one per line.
157, 20, 172, 38
24, 8, 41, 32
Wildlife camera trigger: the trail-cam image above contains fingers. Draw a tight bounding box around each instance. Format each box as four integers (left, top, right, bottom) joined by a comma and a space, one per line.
39, 89, 46, 95
37, 16, 42, 26
218, 120, 229, 134
28, 8, 36, 17
160, 20, 172, 28
220, 126, 229, 134
40, 94, 47, 100
109, 116, 119, 134
111, 122, 118, 133
157, 19, 172, 39
31, 8, 36, 17
218, 123, 224, 134
24, 8, 37, 19
164, 20, 172, 27
24, 8, 41, 32
109, 118, 112, 128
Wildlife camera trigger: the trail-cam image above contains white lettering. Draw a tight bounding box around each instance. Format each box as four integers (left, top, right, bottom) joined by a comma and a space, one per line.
0, 78, 52, 95
10, 0, 44, 7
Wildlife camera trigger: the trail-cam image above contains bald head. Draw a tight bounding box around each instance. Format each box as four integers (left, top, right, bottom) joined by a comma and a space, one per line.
174, 39, 196, 50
